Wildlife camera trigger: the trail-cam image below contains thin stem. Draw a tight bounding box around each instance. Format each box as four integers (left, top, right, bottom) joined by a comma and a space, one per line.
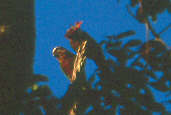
146, 19, 160, 38
126, 5, 137, 20
159, 23, 171, 35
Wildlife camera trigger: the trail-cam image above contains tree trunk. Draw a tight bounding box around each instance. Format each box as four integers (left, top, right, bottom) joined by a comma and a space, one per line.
0, 0, 35, 114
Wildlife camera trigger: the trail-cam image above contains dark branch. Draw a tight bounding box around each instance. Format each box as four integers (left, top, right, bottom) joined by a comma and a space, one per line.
146, 19, 160, 38
126, 4, 160, 38
159, 23, 171, 35
126, 5, 137, 20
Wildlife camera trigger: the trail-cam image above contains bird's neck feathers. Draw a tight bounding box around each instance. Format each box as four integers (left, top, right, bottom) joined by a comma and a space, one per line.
58, 53, 74, 63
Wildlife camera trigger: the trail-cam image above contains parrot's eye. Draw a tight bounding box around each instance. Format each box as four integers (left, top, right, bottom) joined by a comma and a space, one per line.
53, 47, 63, 57
57, 49, 67, 57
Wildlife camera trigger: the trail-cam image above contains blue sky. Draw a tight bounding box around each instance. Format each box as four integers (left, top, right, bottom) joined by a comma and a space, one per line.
34, 0, 171, 112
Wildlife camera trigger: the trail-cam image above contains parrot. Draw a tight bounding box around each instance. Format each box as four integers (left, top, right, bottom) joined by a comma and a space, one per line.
65, 21, 106, 68
52, 46, 86, 82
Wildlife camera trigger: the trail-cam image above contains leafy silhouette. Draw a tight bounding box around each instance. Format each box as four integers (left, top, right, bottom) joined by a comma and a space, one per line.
0, 0, 170, 115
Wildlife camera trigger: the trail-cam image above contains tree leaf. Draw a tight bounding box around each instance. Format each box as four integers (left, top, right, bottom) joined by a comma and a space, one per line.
32, 74, 49, 82
116, 30, 136, 39
106, 30, 135, 40
124, 40, 142, 47
150, 80, 169, 92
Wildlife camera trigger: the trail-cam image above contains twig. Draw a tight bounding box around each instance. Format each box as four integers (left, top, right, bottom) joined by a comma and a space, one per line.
127, 4, 161, 39
144, 22, 150, 54
126, 5, 138, 20
159, 23, 171, 35
126, 4, 169, 48
146, 19, 160, 38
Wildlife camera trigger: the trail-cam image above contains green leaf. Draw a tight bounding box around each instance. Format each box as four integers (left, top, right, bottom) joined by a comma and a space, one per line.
147, 102, 165, 112
106, 41, 122, 49
143, 69, 157, 79
116, 30, 136, 39
124, 40, 142, 48
108, 49, 127, 59
30, 85, 52, 98
106, 30, 136, 40
33, 74, 49, 82
132, 61, 145, 68
32, 84, 39, 91
150, 80, 169, 92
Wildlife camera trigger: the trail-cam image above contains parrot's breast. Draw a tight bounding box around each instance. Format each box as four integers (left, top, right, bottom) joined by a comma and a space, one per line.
61, 57, 74, 79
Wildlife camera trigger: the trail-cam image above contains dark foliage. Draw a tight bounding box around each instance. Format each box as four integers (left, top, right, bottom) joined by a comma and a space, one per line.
57, 32, 171, 115
130, 0, 171, 22
0, 0, 170, 115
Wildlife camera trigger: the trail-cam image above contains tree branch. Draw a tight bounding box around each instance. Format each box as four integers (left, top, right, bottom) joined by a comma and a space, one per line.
145, 19, 160, 38
159, 23, 171, 35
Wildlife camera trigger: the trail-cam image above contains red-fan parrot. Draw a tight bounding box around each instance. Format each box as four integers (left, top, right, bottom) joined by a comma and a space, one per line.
52, 46, 86, 82
65, 21, 106, 67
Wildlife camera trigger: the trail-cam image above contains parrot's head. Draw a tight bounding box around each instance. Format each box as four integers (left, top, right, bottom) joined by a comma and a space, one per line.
65, 21, 83, 40
52, 47, 74, 61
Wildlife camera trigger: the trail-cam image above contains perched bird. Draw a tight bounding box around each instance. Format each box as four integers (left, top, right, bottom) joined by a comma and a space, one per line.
52, 46, 86, 82
65, 21, 106, 67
